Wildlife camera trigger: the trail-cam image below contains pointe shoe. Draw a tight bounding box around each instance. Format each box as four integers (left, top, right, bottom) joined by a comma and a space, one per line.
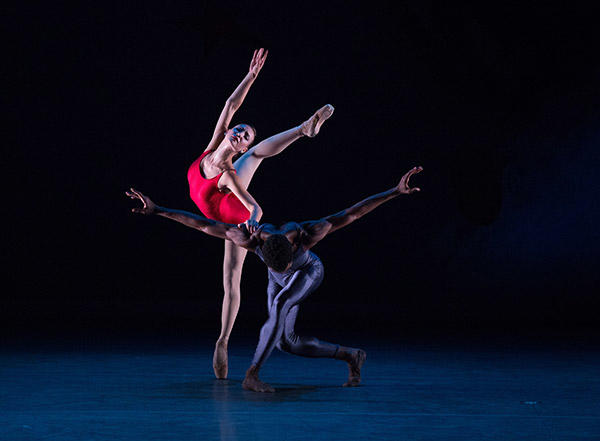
343, 349, 366, 387
213, 340, 228, 379
301, 104, 334, 137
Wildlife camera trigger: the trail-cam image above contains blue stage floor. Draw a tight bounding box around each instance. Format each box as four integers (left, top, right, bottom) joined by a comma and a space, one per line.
1, 337, 599, 440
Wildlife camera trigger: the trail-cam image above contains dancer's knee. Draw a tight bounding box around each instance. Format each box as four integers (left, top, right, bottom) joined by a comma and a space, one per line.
223, 279, 241, 300
276, 340, 291, 353
279, 334, 322, 357
223, 268, 243, 294
277, 330, 299, 353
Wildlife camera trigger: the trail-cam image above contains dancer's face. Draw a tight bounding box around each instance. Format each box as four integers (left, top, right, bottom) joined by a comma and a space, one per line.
226, 124, 255, 153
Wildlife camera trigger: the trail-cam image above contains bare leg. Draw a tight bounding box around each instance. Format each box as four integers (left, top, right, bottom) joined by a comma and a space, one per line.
233, 105, 334, 188
213, 240, 247, 379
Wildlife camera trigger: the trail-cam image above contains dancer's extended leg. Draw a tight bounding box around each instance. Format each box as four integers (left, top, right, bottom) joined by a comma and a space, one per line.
233, 104, 334, 188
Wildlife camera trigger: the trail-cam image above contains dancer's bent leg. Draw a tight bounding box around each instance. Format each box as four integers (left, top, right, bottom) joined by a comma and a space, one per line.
214, 240, 247, 379
243, 271, 319, 392
277, 304, 339, 358
278, 302, 366, 387
252, 271, 321, 368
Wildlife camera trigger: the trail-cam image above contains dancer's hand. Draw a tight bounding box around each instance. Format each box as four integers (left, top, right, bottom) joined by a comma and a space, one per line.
126, 188, 156, 214
229, 223, 263, 248
249, 48, 268, 78
240, 219, 260, 233
396, 167, 423, 194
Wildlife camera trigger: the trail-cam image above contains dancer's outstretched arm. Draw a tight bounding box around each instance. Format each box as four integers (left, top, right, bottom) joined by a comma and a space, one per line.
299, 167, 423, 249
206, 48, 268, 152
126, 188, 258, 250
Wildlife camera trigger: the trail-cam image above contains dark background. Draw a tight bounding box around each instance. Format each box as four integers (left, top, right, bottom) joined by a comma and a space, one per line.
6, 1, 600, 342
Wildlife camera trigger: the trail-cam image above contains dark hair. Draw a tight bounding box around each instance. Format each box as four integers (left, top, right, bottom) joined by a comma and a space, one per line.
262, 234, 293, 272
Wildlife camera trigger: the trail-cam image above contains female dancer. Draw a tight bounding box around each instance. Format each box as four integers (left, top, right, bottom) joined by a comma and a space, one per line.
188, 48, 333, 378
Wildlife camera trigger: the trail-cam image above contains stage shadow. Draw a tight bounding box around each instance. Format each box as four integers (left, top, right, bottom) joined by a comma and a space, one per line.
161, 379, 340, 403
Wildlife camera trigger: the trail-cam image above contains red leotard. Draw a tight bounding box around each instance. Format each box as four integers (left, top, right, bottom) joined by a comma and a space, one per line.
187, 150, 251, 225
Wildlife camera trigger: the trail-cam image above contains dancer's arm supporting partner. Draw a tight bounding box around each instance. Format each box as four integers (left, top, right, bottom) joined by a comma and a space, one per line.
127, 165, 422, 250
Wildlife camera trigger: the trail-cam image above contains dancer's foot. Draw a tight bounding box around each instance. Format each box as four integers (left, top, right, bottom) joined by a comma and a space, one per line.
343, 349, 366, 387
301, 104, 334, 137
213, 338, 228, 379
242, 365, 275, 393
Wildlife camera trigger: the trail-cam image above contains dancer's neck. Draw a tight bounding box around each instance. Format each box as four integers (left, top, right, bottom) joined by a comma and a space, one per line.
208, 143, 235, 169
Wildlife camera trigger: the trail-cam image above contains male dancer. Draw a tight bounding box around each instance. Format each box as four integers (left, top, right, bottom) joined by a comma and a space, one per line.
127, 166, 422, 392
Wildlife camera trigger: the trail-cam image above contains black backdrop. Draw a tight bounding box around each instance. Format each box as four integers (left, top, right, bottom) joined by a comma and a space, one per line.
6, 2, 600, 340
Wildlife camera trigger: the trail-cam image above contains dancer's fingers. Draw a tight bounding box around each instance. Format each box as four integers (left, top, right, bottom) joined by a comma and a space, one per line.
407, 166, 420, 177
411, 187, 421, 193
405, 170, 414, 186
404, 166, 422, 185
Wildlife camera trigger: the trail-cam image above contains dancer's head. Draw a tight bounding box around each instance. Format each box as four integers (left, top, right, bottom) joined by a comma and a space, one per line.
225, 124, 256, 154
262, 234, 293, 272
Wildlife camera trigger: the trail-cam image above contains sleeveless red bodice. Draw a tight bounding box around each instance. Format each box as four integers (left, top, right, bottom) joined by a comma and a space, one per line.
187, 151, 250, 224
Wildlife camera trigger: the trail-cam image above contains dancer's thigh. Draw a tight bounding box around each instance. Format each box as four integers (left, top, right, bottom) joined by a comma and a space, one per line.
272, 271, 321, 314
232, 148, 264, 189
223, 240, 248, 284
267, 275, 282, 310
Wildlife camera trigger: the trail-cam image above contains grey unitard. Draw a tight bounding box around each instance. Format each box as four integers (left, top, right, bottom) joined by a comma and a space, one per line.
252, 245, 340, 368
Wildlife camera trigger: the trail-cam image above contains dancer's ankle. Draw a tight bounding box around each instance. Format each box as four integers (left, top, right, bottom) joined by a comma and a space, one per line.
297, 124, 307, 137
245, 364, 260, 378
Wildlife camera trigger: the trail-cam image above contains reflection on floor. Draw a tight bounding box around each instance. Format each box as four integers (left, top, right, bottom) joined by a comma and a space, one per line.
1, 337, 599, 440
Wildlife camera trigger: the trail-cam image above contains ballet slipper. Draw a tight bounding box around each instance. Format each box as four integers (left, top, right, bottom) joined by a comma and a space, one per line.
301, 104, 334, 137
213, 339, 228, 379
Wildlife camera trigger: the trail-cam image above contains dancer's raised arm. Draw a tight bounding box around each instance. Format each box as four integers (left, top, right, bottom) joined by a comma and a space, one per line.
299, 167, 423, 249
126, 188, 258, 249
206, 49, 268, 152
